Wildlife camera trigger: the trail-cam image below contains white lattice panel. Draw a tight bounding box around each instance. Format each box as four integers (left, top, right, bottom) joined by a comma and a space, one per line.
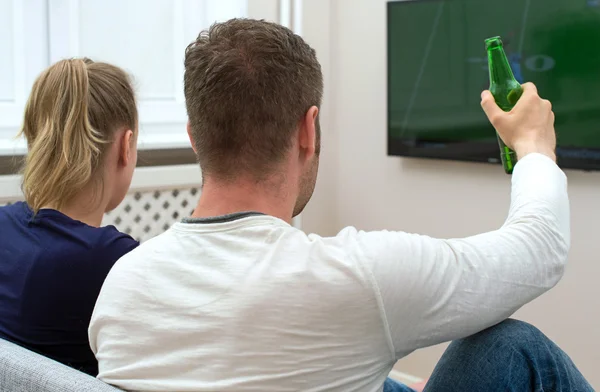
103, 187, 199, 242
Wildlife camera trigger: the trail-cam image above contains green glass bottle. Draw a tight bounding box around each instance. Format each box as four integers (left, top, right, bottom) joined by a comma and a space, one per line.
485, 36, 523, 174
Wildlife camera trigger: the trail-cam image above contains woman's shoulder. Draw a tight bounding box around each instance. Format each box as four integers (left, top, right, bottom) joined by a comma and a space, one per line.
48, 223, 139, 272
1, 202, 139, 264
0, 201, 29, 216
0, 202, 34, 229
80, 226, 139, 275
95, 224, 139, 257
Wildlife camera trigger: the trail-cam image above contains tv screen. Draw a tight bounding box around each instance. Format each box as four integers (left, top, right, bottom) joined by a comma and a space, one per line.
387, 0, 600, 171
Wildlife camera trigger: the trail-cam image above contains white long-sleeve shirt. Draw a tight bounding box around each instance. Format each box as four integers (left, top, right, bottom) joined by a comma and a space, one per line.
89, 153, 570, 392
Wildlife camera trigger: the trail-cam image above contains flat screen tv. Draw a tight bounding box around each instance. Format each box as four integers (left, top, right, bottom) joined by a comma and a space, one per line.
387, 0, 600, 171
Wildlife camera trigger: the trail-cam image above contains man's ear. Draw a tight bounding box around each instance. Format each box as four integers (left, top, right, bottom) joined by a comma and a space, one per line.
120, 129, 135, 167
187, 122, 197, 154
299, 106, 319, 160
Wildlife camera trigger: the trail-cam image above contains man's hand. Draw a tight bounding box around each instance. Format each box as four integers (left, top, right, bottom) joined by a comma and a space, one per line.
481, 82, 556, 162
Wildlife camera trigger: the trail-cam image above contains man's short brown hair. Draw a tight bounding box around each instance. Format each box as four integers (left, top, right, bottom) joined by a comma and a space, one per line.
184, 18, 323, 179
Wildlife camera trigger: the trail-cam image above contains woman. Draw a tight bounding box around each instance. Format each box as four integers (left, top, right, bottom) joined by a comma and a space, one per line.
0, 58, 139, 376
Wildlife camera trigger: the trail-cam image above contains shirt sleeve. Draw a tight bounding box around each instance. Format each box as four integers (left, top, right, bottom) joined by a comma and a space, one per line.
98, 230, 140, 272
85, 231, 139, 302
350, 153, 570, 357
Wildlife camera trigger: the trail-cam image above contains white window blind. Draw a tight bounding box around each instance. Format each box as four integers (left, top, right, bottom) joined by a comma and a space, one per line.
0, 0, 248, 156
0, 0, 48, 155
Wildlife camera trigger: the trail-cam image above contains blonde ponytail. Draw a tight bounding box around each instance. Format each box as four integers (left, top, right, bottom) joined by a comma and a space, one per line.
19, 58, 137, 213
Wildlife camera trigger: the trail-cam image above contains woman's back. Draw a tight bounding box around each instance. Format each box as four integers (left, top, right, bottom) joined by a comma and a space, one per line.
0, 58, 140, 375
0, 202, 137, 375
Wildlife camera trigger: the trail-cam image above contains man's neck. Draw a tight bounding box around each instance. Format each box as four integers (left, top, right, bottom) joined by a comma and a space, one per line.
192, 178, 295, 224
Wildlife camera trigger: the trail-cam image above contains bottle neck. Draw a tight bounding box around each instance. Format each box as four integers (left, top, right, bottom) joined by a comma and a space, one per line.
487, 46, 516, 85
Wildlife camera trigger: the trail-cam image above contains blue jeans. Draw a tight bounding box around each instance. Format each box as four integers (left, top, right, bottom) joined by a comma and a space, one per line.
384, 319, 593, 392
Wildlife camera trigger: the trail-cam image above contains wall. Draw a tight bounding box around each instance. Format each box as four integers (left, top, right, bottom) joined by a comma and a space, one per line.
249, 0, 340, 235
297, 0, 339, 236
304, 0, 600, 386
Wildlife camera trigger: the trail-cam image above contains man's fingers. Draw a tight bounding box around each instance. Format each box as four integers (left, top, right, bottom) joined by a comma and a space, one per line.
480, 90, 503, 125
520, 82, 538, 100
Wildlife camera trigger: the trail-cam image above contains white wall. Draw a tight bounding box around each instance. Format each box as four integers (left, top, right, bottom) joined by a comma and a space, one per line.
295, 0, 339, 236
301, 0, 600, 387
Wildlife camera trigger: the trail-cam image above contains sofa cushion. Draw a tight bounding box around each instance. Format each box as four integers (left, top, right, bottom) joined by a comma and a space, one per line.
0, 338, 121, 392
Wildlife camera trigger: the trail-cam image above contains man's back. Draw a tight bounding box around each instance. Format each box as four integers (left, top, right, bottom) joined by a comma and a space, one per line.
90, 213, 394, 391
90, 151, 569, 391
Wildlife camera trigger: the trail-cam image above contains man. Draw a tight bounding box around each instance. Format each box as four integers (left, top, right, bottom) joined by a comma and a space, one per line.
89, 19, 592, 391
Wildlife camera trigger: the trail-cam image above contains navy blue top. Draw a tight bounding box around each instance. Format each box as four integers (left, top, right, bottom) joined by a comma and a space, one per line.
0, 202, 138, 375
